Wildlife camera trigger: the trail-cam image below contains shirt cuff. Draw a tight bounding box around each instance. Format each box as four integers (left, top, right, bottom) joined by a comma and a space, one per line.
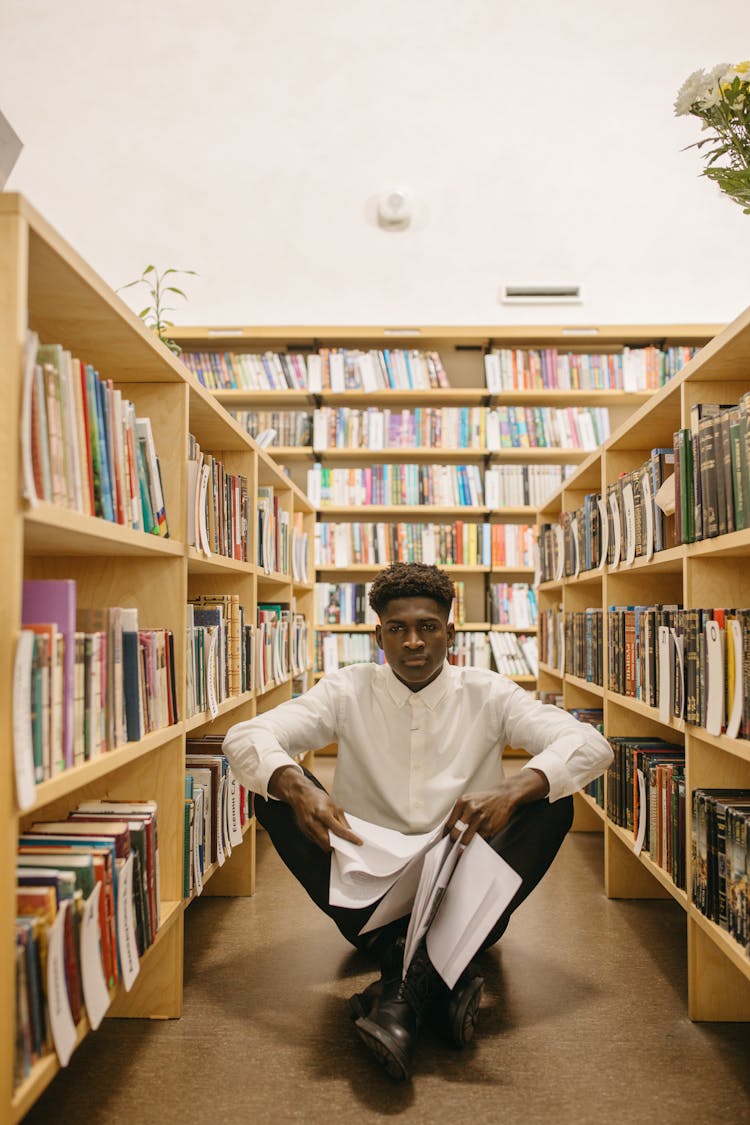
521, 749, 571, 803
256, 752, 304, 801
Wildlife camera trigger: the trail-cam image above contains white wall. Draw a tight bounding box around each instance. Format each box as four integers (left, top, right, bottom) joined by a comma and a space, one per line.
3, 0, 750, 328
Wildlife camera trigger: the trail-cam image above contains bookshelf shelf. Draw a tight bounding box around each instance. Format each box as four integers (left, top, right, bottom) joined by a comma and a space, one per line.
688, 728, 750, 765
317, 447, 491, 463
561, 569, 602, 587
270, 446, 314, 462
318, 505, 490, 518
323, 389, 489, 407
214, 389, 313, 408
1, 195, 317, 1118
490, 389, 655, 407
538, 661, 563, 679
565, 673, 604, 698
579, 791, 606, 821
489, 448, 592, 465
315, 563, 492, 576
607, 690, 686, 734
608, 821, 688, 909
186, 548, 257, 575
24, 504, 185, 559
688, 906, 750, 980
23, 727, 182, 814
185, 691, 256, 732
490, 566, 535, 577
536, 298, 750, 1020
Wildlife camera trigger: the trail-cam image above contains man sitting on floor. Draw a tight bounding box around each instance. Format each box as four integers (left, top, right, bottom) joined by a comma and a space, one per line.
223, 562, 612, 1080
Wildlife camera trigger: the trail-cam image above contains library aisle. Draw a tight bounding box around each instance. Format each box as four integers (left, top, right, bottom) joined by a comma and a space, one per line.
21, 765, 750, 1125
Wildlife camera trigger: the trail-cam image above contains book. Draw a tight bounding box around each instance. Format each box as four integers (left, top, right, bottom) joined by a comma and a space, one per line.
22, 579, 76, 771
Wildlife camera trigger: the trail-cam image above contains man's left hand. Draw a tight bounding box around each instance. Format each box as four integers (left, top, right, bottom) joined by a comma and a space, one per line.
446, 768, 550, 845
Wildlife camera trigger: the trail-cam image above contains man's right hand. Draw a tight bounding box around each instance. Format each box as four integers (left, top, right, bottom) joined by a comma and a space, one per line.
269, 765, 363, 853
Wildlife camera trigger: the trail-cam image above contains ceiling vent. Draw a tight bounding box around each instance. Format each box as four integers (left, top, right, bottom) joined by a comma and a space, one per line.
500, 285, 582, 306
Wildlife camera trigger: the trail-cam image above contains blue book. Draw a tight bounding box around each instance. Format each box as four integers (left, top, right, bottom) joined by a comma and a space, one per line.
94, 374, 115, 521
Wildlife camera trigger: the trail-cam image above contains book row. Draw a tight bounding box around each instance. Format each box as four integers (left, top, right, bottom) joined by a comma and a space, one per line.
313, 630, 537, 678
310, 404, 610, 452
485, 465, 571, 509
184, 739, 251, 898
453, 631, 538, 677
674, 395, 750, 544
230, 410, 312, 447
182, 348, 450, 393
186, 597, 311, 718
15, 582, 177, 807
313, 521, 536, 569
537, 449, 675, 581
23, 333, 169, 536
315, 583, 376, 627
606, 737, 686, 890
181, 344, 698, 394
538, 607, 604, 685
488, 583, 538, 628
307, 464, 486, 508
15, 799, 160, 1082
316, 632, 383, 674
483, 345, 699, 393
186, 433, 249, 561
693, 788, 750, 950
606, 604, 750, 739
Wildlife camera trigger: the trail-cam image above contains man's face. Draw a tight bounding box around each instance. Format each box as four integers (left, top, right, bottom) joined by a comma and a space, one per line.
375, 596, 454, 691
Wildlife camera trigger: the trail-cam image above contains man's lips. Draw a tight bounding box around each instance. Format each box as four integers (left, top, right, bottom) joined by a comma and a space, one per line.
403, 657, 428, 666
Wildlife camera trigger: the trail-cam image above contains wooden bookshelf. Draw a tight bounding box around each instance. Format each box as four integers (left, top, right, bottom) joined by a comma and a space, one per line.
536, 299, 750, 1020
0, 195, 316, 1119
172, 322, 716, 690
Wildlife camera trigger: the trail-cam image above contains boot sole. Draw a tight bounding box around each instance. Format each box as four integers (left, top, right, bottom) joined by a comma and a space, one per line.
448, 977, 484, 1048
354, 1017, 411, 1081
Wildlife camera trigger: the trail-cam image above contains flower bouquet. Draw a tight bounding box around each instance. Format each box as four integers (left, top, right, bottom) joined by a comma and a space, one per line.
674, 61, 750, 213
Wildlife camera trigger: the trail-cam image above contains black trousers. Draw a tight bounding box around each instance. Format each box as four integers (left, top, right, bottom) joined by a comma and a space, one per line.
255, 769, 574, 954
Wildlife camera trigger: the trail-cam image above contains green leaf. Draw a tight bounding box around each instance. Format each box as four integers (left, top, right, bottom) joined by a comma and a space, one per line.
164, 286, 187, 298
143, 265, 155, 275
138, 306, 151, 318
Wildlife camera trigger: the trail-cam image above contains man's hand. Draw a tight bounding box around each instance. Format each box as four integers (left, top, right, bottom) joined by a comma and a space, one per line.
269, 766, 363, 852
446, 768, 550, 845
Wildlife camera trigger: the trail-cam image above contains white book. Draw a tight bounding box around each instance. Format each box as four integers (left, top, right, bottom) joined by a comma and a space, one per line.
307, 354, 322, 393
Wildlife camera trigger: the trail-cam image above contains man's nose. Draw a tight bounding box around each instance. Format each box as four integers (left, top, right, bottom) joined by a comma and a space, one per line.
404, 629, 424, 648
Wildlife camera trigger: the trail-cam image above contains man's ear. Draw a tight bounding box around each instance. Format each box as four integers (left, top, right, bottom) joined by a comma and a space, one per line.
375, 622, 383, 650
446, 620, 455, 648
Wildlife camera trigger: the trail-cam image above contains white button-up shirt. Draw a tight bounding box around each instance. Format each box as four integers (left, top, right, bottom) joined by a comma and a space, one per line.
223, 662, 613, 835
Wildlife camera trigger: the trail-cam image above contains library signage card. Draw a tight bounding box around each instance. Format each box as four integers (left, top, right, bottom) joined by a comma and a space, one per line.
81, 884, 111, 1029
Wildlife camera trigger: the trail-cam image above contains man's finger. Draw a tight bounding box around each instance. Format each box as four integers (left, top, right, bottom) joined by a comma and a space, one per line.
328, 817, 363, 846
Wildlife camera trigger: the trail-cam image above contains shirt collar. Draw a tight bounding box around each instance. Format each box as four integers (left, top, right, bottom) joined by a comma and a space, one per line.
382, 662, 454, 710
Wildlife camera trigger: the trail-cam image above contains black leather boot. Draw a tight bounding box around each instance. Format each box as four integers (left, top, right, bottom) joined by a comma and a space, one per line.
353, 940, 440, 1080
349, 961, 485, 1049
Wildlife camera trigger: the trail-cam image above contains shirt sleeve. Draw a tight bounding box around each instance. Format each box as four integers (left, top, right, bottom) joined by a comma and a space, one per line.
222, 676, 340, 799
497, 682, 613, 802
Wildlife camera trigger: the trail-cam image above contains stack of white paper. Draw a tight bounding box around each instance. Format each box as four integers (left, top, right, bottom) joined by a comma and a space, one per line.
330, 815, 522, 989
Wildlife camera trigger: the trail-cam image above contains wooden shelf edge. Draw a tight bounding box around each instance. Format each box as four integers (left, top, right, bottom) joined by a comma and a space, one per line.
565, 673, 605, 697
21, 726, 183, 815
579, 791, 606, 821
185, 692, 254, 732
688, 905, 750, 979
607, 821, 688, 909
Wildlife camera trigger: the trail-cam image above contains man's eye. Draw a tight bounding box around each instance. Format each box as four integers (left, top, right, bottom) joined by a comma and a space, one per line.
421, 623, 436, 631
389, 624, 404, 632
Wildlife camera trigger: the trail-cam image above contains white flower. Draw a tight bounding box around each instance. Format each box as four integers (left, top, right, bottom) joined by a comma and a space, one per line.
700, 78, 723, 109
674, 68, 709, 115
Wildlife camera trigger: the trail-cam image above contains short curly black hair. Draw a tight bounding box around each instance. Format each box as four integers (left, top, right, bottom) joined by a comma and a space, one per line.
368, 562, 455, 617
